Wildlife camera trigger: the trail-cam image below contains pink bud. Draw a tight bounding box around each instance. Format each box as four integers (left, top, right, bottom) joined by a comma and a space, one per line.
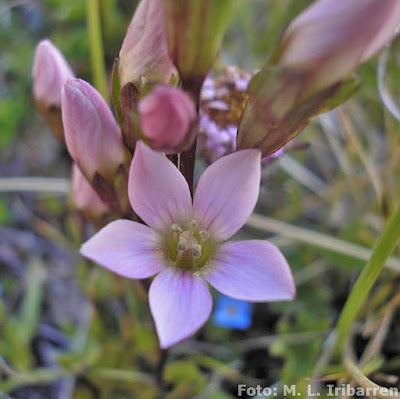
71, 164, 109, 220
119, 0, 177, 88
274, 0, 400, 93
62, 79, 131, 182
32, 39, 75, 108
138, 85, 196, 153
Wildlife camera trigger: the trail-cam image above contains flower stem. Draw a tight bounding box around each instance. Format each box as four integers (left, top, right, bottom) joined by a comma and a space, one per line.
86, 0, 108, 100
180, 77, 203, 194
335, 203, 400, 352
180, 141, 197, 195
156, 348, 169, 388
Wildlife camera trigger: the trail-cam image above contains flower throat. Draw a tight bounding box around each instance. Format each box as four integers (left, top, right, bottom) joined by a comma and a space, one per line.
164, 220, 217, 272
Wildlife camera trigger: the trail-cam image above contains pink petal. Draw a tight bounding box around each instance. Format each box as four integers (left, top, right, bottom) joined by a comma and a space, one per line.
206, 240, 295, 302
80, 220, 163, 279
193, 149, 261, 241
149, 268, 212, 349
129, 141, 192, 232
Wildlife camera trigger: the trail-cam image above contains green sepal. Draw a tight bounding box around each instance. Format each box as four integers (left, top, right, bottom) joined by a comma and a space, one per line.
237, 66, 360, 157
164, 0, 236, 84
111, 57, 123, 126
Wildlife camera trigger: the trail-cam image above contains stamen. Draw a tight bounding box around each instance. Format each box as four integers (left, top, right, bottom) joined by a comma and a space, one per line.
176, 240, 187, 261
199, 230, 209, 243
171, 223, 183, 233
192, 244, 202, 259
166, 224, 214, 272
170, 223, 183, 240
177, 240, 187, 252
188, 220, 198, 231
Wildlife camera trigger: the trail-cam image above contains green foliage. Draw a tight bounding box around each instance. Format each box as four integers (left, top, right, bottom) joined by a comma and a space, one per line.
1, 262, 46, 372
165, 361, 206, 398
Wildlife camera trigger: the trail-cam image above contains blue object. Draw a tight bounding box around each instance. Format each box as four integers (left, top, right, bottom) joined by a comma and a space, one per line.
212, 294, 252, 329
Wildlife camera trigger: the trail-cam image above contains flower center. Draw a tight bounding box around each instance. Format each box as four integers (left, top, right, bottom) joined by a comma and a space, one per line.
163, 220, 217, 272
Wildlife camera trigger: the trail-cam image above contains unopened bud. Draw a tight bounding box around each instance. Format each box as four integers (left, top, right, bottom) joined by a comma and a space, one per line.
71, 163, 109, 223
62, 79, 132, 215
138, 85, 196, 154
273, 0, 400, 95
32, 39, 75, 140
62, 78, 131, 182
119, 0, 177, 89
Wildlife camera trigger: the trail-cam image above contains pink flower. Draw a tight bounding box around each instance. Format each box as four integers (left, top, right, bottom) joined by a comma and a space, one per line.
275, 0, 400, 93
138, 85, 196, 153
119, 0, 176, 88
80, 141, 295, 348
32, 39, 75, 108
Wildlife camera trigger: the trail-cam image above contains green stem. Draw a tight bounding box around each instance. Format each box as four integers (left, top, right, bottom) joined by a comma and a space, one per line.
86, 0, 108, 99
2, 369, 70, 394
335, 203, 400, 352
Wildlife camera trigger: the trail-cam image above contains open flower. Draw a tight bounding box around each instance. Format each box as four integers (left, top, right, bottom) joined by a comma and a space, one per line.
80, 141, 295, 348
213, 295, 253, 330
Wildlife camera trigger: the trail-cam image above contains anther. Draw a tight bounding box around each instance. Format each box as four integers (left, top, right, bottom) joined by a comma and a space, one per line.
199, 230, 209, 242
171, 223, 183, 240
188, 220, 198, 231
171, 223, 183, 233
176, 240, 187, 261
177, 240, 187, 252
192, 244, 202, 259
